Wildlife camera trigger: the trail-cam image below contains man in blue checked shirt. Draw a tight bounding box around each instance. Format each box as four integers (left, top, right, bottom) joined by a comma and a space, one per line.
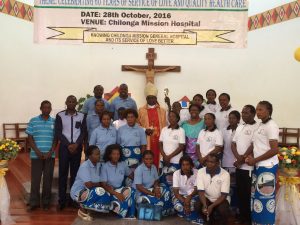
26, 100, 56, 211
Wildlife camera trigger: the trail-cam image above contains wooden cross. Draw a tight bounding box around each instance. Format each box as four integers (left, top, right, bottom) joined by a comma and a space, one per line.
121, 48, 181, 84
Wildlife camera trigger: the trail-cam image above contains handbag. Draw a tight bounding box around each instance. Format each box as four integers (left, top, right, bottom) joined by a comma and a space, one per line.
137, 203, 162, 221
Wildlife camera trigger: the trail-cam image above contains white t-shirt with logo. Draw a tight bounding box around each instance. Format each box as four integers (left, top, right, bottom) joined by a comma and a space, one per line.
173, 169, 198, 196
232, 122, 259, 170
205, 103, 221, 114
199, 107, 211, 119
252, 120, 279, 167
222, 128, 236, 168
197, 129, 223, 158
159, 126, 186, 164
196, 167, 230, 202
215, 107, 234, 131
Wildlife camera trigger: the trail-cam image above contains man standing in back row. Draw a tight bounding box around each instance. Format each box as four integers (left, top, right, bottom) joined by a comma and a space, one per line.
55, 95, 87, 210
26, 100, 56, 211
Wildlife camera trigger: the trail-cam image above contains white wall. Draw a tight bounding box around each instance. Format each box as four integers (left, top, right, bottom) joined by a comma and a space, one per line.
0, 0, 299, 138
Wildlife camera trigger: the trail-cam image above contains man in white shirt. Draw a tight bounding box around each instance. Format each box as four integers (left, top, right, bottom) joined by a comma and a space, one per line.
196, 153, 230, 225
232, 105, 258, 225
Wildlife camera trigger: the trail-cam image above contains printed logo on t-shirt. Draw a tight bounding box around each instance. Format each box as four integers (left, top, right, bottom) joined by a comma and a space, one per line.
244, 130, 252, 135
258, 129, 265, 136
206, 137, 213, 142
173, 135, 179, 140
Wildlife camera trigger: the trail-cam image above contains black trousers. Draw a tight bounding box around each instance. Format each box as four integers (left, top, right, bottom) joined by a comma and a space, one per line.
196, 198, 230, 225
30, 158, 55, 207
236, 168, 252, 222
58, 144, 82, 205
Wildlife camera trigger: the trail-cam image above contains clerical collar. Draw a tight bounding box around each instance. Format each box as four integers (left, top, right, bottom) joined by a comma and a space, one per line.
220, 105, 231, 112
148, 104, 156, 109
207, 101, 216, 105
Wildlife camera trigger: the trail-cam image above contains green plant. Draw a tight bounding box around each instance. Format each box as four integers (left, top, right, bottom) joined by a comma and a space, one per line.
77, 94, 92, 111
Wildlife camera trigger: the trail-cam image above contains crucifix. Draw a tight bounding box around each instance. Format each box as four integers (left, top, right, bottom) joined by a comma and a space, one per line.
121, 48, 181, 84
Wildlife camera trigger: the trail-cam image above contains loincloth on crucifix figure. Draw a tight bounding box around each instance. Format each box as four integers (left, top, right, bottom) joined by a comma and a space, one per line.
122, 48, 181, 84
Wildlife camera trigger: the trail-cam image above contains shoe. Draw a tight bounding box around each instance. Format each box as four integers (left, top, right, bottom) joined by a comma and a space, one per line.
124, 216, 136, 220
43, 204, 49, 211
234, 219, 243, 224
27, 205, 38, 211
72, 201, 79, 209
191, 218, 204, 225
78, 209, 93, 221
56, 204, 65, 211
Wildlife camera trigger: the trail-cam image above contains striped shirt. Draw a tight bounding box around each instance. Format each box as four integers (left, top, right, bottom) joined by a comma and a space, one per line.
26, 115, 55, 159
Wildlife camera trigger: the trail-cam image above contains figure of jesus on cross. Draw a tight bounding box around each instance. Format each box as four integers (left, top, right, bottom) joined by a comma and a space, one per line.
122, 48, 181, 84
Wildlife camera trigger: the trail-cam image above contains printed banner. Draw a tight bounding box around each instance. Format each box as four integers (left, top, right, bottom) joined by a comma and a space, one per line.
34, 0, 248, 48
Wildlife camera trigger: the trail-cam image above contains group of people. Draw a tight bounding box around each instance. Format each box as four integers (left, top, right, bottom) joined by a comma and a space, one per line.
25, 82, 279, 225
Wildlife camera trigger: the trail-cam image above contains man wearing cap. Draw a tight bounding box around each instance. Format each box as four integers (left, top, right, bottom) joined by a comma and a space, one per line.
138, 83, 167, 169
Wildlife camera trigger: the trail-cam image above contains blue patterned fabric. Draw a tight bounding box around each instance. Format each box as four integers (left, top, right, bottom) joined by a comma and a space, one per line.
251, 164, 278, 225
77, 186, 135, 218
135, 184, 174, 217
121, 146, 142, 186
173, 195, 203, 224
159, 161, 180, 187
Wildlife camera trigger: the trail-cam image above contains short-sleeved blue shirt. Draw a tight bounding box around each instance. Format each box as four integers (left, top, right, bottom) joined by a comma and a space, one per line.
133, 163, 159, 189
89, 125, 117, 160
25, 115, 55, 159
110, 96, 137, 120
70, 159, 102, 200
117, 124, 147, 147
86, 113, 101, 141
100, 161, 131, 188
81, 96, 110, 115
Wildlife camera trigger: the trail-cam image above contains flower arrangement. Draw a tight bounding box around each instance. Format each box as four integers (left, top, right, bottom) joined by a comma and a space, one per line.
0, 139, 20, 161
278, 146, 300, 176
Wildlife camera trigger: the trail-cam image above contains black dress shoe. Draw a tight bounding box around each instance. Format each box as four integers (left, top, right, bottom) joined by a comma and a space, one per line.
57, 204, 65, 211
43, 204, 50, 211
27, 205, 38, 211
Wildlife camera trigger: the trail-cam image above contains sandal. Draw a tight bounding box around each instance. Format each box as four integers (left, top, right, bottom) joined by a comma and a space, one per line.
78, 209, 93, 221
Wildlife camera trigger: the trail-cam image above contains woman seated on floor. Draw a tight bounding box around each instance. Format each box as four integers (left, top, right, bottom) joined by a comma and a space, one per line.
100, 144, 135, 218
70, 145, 107, 221
172, 155, 203, 224
133, 150, 174, 217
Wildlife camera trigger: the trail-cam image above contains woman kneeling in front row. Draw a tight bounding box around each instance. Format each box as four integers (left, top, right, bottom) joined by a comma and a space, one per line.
133, 150, 174, 216
70, 144, 134, 221
173, 155, 203, 224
